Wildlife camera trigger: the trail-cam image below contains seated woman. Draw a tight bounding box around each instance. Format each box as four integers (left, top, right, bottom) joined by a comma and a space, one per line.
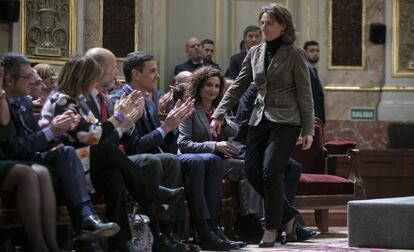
0, 65, 59, 252
178, 66, 258, 247
33, 63, 56, 101
39, 56, 182, 251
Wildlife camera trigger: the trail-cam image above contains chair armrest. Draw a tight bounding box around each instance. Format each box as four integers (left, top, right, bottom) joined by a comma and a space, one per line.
347, 149, 366, 198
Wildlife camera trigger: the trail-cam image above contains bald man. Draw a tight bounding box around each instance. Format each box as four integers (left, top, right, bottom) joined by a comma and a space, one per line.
174, 37, 218, 75
86, 48, 191, 252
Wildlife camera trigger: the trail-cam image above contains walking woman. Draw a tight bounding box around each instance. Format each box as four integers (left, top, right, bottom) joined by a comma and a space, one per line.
210, 3, 314, 247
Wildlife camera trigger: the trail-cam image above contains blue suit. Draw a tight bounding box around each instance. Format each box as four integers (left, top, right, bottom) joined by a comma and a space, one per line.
112, 85, 224, 223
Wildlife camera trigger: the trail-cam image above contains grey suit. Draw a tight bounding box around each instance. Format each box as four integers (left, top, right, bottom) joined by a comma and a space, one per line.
212, 42, 314, 229
178, 103, 264, 216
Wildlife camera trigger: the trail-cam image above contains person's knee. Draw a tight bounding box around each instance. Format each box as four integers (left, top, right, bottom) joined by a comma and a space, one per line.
31, 164, 52, 184
179, 154, 204, 177
10, 164, 37, 188
141, 154, 163, 177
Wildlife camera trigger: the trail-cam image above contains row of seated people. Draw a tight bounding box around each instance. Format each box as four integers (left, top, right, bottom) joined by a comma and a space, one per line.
0, 48, 317, 252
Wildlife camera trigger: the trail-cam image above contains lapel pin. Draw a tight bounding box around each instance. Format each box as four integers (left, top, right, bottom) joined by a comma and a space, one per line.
274, 63, 279, 68
20, 105, 27, 112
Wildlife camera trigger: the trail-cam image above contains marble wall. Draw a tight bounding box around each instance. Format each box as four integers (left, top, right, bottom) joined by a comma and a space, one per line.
0, 23, 11, 53
324, 0, 386, 120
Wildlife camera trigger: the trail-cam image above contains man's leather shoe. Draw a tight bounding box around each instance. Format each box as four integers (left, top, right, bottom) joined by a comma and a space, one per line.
198, 231, 236, 251
153, 233, 188, 252
156, 186, 184, 205
296, 224, 319, 241
213, 228, 247, 248
165, 232, 200, 252
78, 214, 120, 240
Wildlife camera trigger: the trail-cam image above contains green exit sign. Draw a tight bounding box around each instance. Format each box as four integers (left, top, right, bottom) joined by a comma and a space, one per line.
350, 108, 376, 121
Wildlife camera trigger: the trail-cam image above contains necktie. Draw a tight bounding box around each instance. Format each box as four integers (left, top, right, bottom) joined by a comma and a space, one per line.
97, 92, 108, 122
313, 67, 319, 79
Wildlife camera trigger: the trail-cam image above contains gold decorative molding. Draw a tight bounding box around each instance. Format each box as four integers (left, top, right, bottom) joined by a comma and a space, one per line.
230, 0, 287, 54
215, 0, 220, 63
19, 0, 77, 65
325, 86, 414, 92
328, 0, 366, 70
392, 0, 414, 78
99, 0, 141, 61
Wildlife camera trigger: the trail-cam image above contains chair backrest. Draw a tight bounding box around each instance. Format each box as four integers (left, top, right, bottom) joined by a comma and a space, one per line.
291, 120, 325, 174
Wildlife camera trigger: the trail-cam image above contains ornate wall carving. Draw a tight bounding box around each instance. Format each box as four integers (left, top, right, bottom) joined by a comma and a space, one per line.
328, 0, 366, 69
392, 0, 414, 77
19, 0, 76, 64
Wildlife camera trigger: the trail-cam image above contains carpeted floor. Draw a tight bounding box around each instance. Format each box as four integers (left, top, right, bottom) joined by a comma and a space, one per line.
201, 229, 414, 252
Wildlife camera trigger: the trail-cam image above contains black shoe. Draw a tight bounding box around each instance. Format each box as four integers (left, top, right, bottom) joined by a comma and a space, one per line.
156, 186, 184, 205
213, 228, 247, 248
153, 233, 188, 252
198, 231, 235, 251
77, 215, 120, 240
284, 216, 299, 243
258, 239, 276, 248
165, 233, 200, 252
296, 224, 319, 241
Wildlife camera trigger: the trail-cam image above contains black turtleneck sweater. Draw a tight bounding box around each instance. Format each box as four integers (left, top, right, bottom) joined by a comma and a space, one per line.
265, 36, 284, 72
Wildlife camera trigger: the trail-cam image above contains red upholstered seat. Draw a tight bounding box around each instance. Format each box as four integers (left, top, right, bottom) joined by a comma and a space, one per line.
325, 140, 357, 155
297, 173, 354, 196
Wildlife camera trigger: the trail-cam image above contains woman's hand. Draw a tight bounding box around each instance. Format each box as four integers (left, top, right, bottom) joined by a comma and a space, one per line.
215, 141, 238, 157
302, 134, 313, 150
210, 119, 222, 138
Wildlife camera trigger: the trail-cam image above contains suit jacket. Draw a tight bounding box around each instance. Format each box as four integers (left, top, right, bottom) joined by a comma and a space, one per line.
112, 85, 176, 154
0, 96, 51, 160
177, 103, 238, 154
308, 66, 325, 123
234, 84, 257, 144
174, 60, 217, 76
213, 43, 315, 136
225, 51, 247, 80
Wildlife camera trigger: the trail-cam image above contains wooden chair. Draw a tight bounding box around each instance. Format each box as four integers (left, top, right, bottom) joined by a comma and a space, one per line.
291, 119, 366, 233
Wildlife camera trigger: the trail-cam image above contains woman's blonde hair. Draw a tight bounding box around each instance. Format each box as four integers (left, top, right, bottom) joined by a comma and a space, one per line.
33, 63, 55, 79
258, 3, 296, 45
57, 55, 103, 99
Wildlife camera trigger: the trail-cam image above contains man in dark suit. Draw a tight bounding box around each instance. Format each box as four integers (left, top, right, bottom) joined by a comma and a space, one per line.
174, 37, 217, 75
304, 40, 325, 123
86, 48, 189, 252
0, 53, 119, 241
113, 52, 242, 251
201, 39, 220, 70
225, 25, 262, 80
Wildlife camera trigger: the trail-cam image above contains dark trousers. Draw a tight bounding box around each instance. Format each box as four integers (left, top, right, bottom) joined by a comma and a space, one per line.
285, 158, 302, 204
90, 143, 162, 247
37, 146, 91, 233
152, 153, 184, 222
179, 153, 224, 223
245, 118, 301, 229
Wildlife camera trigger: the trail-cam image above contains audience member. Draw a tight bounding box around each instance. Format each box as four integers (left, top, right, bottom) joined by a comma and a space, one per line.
225, 25, 262, 80
1, 53, 119, 243
201, 39, 220, 69
33, 63, 56, 101
304, 40, 325, 123
85, 47, 187, 252
0, 63, 59, 252
174, 37, 217, 75
28, 70, 46, 107
178, 66, 256, 247
112, 51, 244, 251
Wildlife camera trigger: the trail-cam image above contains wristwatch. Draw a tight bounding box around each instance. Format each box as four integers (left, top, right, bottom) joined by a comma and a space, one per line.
0, 90, 6, 100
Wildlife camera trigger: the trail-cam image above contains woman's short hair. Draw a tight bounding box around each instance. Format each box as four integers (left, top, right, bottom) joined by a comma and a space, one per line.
33, 63, 55, 79
258, 3, 296, 45
57, 55, 103, 99
190, 66, 225, 107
